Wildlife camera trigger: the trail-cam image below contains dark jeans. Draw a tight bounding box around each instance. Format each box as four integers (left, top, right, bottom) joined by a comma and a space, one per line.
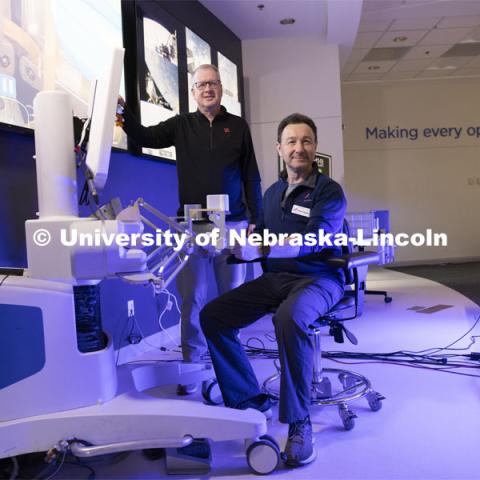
200, 271, 344, 424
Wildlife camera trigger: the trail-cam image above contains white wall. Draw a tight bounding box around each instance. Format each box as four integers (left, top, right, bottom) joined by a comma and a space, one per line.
342, 78, 480, 264
242, 35, 344, 190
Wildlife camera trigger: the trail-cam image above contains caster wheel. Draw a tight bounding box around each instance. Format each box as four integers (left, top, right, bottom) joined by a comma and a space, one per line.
246, 438, 280, 475
338, 404, 357, 431
342, 416, 355, 431
366, 391, 385, 412
202, 379, 223, 405
384, 296, 392, 303
368, 398, 382, 412
259, 434, 278, 447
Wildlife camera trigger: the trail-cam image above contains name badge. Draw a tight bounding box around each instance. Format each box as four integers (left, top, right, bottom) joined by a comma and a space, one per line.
291, 204, 310, 218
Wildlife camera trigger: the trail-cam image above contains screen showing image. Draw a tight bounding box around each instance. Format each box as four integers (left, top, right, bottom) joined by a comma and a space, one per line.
141, 16, 178, 160
217, 51, 240, 116
0, 0, 127, 148
186, 27, 210, 113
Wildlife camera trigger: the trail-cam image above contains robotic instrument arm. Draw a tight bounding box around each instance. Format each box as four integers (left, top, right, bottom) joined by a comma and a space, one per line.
97, 196, 229, 290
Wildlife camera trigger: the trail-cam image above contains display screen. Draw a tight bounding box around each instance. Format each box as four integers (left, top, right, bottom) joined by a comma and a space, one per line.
140, 16, 178, 160
0, 0, 126, 148
186, 27, 210, 113
218, 51, 240, 116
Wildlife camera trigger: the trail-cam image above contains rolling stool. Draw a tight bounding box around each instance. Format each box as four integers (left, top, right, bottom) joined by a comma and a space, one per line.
263, 250, 385, 430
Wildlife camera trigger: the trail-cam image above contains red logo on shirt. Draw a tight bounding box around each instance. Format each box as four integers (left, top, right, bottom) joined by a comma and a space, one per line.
224, 128, 231, 136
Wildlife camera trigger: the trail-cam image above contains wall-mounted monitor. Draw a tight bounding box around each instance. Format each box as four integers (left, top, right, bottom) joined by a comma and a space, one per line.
0, 0, 127, 149
140, 16, 178, 161
186, 27, 211, 113
217, 51, 240, 116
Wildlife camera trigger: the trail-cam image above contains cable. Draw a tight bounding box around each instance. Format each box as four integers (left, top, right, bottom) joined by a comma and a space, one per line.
130, 312, 181, 354
37, 449, 66, 480
241, 311, 480, 378
155, 288, 181, 348
397, 312, 480, 355
264, 331, 277, 343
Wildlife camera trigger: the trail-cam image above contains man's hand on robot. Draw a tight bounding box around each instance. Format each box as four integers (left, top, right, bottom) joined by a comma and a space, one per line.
231, 242, 262, 261
194, 243, 219, 258
115, 95, 125, 126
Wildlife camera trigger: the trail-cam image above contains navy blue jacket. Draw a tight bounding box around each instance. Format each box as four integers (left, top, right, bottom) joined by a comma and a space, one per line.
123, 106, 262, 223
257, 170, 347, 277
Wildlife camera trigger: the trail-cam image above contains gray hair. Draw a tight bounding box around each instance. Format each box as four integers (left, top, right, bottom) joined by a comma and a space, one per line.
192, 64, 220, 81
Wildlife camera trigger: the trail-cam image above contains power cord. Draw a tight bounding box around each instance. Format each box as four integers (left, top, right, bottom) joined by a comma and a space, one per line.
243, 312, 480, 378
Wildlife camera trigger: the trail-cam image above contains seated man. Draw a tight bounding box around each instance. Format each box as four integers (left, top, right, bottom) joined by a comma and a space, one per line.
200, 113, 347, 467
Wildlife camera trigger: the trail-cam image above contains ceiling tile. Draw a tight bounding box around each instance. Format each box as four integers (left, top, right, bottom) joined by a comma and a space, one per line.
391, 17, 441, 30
358, 18, 394, 33
354, 31, 385, 49
442, 42, 480, 57
362, 0, 405, 13
417, 69, 455, 78
347, 48, 370, 63
429, 56, 473, 68
465, 55, 480, 67
382, 71, 417, 80
342, 62, 359, 75
346, 73, 384, 82
461, 26, 480, 42
437, 15, 480, 29
390, 58, 435, 72
454, 67, 480, 76
403, 44, 451, 60
418, 27, 473, 45
353, 60, 396, 74
376, 29, 428, 47
363, 47, 411, 61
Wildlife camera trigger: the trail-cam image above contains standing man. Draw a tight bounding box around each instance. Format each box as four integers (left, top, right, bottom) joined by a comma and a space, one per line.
117, 65, 262, 393
200, 113, 346, 467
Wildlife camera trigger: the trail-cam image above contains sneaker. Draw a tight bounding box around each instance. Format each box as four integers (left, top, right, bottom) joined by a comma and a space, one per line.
284, 415, 316, 467
176, 383, 199, 395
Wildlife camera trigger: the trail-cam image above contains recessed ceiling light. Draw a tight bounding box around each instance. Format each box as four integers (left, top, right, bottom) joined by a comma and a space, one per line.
280, 18, 295, 25
393, 36, 408, 43
368, 65, 380, 71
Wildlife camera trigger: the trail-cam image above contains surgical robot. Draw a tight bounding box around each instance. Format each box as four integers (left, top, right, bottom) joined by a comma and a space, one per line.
0, 48, 281, 475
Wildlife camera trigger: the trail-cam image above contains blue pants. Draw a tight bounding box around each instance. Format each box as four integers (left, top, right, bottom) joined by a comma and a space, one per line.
200, 272, 344, 424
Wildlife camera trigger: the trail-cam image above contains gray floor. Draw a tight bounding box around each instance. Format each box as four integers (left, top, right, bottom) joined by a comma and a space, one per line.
389, 261, 480, 306
51, 268, 480, 479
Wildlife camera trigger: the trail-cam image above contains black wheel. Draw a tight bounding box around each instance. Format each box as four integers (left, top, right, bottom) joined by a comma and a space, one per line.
259, 434, 279, 450
384, 296, 393, 303
368, 398, 382, 412
338, 404, 357, 431
342, 416, 355, 431
202, 379, 223, 406
366, 391, 385, 412
246, 439, 280, 475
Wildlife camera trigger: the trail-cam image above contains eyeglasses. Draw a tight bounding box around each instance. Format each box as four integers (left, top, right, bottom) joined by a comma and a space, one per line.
193, 80, 222, 90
